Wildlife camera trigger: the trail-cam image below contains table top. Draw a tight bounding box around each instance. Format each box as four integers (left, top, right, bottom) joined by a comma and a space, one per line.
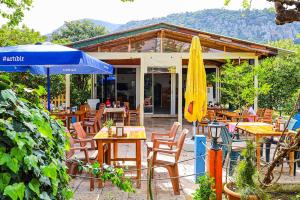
93, 126, 146, 140
51, 110, 85, 116
218, 111, 257, 118
236, 123, 289, 136
228, 122, 271, 126
104, 107, 126, 113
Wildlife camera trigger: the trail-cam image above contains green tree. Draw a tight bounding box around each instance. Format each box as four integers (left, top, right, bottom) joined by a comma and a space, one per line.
217, 61, 270, 110
258, 39, 300, 113
0, 0, 32, 26
51, 20, 108, 43
0, 25, 65, 100
0, 25, 46, 46
51, 20, 109, 106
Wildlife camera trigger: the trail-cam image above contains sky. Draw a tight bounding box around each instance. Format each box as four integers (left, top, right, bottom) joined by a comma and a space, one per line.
21, 0, 273, 34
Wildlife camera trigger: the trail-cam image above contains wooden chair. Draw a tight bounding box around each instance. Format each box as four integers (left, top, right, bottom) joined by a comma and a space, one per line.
124, 102, 129, 110
128, 105, 140, 125
73, 121, 108, 161
148, 129, 188, 195
66, 135, 98, 191
206, 110, 225, 122
256, 108, 265, 118
258, 109, 273, 124
146, 122, 181, 156
83, 108, 103, 133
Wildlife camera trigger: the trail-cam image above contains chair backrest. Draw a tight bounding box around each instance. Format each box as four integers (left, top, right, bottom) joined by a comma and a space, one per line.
175, 129, 188, 162
256, 108, 265, 117
66, 136, 75, 159
80, 104, 91, 112
264, 109, 273, 119
169, 122, 181, 140
124, 102, 129, 110
207, 110, 216, 121
73, 122, 87, 146
287, 118, 297, 130
221, 126, 232, 145
136, 104, 140, 114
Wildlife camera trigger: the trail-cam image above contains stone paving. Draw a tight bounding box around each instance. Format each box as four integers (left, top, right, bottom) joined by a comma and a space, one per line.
70, 117, 300, 200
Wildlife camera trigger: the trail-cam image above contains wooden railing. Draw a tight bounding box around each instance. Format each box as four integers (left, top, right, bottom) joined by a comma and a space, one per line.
42, 94, 66, 109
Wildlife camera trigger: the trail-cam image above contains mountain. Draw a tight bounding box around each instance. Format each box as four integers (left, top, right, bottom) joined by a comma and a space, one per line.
116, 9, 300, 43
81, 18, 122, 32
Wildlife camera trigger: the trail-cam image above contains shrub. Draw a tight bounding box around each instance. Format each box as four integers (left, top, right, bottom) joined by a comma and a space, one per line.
193, 174, 216, 200
0, 75, 72, 200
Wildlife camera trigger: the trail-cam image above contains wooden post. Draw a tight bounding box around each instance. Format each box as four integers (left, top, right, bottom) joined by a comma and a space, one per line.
194, 135, 206, 181
208, 148, 223, 200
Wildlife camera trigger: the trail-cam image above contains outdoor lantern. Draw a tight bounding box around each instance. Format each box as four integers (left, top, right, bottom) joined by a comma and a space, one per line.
208, 122, 224, 150
278, 120, 286, 132
116, 122, 124, 137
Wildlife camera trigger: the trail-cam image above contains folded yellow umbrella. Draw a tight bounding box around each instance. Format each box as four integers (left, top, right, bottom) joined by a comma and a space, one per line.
184, 36, 207, 123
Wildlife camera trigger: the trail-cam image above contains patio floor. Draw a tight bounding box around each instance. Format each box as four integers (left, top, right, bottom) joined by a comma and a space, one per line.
70, 117, 300, 200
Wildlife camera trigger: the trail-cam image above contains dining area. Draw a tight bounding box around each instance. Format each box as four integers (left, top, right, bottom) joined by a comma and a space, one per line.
60, 99, 191, 197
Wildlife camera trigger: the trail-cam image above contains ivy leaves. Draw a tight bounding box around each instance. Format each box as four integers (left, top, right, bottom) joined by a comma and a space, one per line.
0, 76, 72, 200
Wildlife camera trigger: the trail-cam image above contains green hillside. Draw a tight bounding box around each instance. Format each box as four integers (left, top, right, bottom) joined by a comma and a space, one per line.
116, 9, 300, 43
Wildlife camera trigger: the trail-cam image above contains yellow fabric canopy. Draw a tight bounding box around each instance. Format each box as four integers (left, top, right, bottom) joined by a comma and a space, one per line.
184, 36, 207, 122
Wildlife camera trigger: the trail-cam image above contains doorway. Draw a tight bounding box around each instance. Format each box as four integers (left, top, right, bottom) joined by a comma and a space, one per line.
153, 74, 171, 114
144, 73, 173, 115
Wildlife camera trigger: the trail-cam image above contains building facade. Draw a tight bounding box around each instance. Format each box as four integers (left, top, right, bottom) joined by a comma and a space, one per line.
68, 23, 289, 125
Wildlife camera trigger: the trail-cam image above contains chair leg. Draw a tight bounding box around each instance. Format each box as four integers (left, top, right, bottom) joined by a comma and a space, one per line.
90, 171, 94, 191
167, 165, 180, 195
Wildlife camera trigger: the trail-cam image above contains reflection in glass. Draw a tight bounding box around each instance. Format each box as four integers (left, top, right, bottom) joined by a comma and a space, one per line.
144, 74, 153, 113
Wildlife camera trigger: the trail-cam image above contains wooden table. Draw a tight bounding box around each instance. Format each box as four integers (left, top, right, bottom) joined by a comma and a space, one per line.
93, 126, 146, 188
51, 110, 86, 128
218, 111, 257, 122
235, 123, 295, 176
103, 107, 126, 122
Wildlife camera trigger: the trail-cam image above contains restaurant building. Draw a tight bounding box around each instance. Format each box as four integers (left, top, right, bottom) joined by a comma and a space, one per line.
68, 23, 290, 125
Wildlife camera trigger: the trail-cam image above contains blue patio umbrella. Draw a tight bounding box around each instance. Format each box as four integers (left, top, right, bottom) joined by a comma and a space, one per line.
0, 43, 113, 110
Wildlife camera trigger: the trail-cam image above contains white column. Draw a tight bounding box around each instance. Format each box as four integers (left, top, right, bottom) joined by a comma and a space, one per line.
216, 67, 220, 103
254, 57, 259, 112
171, 73, 176, 115
139, 58, 145, 125
136, 67, 140, 108
178, 60, 183, 129
65, 74, 70, 107
91, 75, 94, 98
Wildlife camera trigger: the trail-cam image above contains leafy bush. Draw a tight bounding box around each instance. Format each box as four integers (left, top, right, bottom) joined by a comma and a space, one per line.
234, 141, 269, 200
193, 174, 216, 200
78, 161, 135, 193
0, 75, 72, 200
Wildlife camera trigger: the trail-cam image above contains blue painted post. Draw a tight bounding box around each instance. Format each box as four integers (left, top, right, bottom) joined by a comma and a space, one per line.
194, 135, 206, 182
47, 67, 51, 111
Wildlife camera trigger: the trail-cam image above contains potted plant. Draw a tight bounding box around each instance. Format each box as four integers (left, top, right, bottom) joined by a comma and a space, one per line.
224, 141, 269, 200
193, 174, 216, 200
103, 119, 114, 137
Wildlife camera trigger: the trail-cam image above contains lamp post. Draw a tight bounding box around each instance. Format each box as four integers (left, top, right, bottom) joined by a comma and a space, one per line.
208, 121, 223, 150
207, 121, 224, 200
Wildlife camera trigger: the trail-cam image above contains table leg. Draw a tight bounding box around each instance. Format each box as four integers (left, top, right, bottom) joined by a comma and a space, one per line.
97, 140, 104, 188
136, 140, 142, 188
107, 143, 111, 165
289, 151, 295, 176
256, 136, 261, 170
114, 142, 118, 166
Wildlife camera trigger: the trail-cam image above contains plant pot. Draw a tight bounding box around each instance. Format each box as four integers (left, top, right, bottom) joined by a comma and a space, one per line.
224, 182, 258, 200
108, 128, 112, 137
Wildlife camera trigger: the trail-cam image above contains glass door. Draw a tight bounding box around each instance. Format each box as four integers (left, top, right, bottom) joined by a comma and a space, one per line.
144, 74, 153, 113
153, 74, 171, 114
